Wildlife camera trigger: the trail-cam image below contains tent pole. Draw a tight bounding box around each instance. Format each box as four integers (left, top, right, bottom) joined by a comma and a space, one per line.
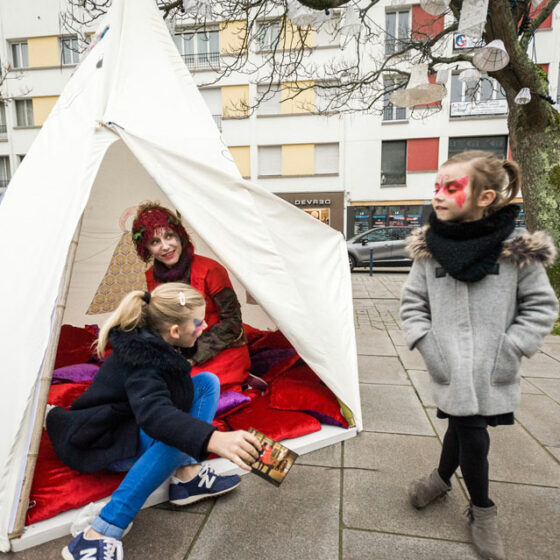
9, 217, 84, 539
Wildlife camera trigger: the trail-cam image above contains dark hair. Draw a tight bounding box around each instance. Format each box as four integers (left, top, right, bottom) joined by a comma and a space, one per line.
443, 150, 521, 214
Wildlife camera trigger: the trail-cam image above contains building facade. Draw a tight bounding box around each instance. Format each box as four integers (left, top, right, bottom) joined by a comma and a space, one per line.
1, 1, 559, 237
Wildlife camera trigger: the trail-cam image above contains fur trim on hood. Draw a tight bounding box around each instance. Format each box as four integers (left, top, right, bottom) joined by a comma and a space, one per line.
109, 328, 189, 376
406, 226, 557, 268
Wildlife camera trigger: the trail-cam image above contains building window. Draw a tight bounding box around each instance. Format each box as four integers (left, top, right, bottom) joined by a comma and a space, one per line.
383, 78, 407, 121
0, 156, 11, 190
304, 208, 331, 225
11, 41, 29, 69
61, 37, 80, 65
173, 30, 219, 70
258, 145, 282, 176
256, 21, 281, 50
448, 136, 508, 158
314, 143, 339, 174
0, 105, 7, 137
15, 99, 34, 127
256, 84, 282, 115
381, 140, 406, 185
199, 88, 222, 130
450, 73, 507, 117
385, 10, 409, 55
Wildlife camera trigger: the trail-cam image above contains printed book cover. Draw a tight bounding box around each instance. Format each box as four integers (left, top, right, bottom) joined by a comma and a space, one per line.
248, 427, 298, 486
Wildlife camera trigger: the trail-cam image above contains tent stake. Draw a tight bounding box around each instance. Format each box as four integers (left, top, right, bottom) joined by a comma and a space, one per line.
9, 217, 84, 539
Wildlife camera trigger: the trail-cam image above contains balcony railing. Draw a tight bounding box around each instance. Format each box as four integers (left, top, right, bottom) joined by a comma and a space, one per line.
450, 99, 508, 117
212, 114, 222, 131
181, 52, 220, 71
383, 105, 407, 121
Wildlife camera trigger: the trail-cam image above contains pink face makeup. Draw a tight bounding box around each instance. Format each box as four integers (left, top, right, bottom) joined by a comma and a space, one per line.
193, 318, 205, 335
434, 175, 469, 208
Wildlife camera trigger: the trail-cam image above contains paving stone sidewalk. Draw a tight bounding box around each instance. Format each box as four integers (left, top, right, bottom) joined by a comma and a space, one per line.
6, 271, 560, 559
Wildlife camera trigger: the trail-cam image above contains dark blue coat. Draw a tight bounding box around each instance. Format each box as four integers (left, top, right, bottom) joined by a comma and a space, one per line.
47, 328, 216, 473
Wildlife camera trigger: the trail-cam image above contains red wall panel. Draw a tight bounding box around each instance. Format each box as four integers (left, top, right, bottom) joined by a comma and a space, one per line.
411, 5, 445, 39
407, 138, 439, 171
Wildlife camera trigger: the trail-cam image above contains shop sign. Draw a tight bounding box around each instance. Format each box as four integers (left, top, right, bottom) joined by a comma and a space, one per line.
294, 199, 331, 206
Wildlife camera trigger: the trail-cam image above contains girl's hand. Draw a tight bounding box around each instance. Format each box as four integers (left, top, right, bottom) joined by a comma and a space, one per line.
207, 430, 262, 471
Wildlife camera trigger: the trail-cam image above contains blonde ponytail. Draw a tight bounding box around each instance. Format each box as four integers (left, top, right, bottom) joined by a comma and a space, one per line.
502, 159, 521, 206
95, 283, 205, 357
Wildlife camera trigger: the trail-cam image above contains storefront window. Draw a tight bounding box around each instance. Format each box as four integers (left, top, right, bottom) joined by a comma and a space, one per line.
304, 208, 331, 225
353, 207, 370, 235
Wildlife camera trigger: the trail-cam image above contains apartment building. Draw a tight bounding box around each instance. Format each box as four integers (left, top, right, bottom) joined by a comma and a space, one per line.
1, 1, 559, 237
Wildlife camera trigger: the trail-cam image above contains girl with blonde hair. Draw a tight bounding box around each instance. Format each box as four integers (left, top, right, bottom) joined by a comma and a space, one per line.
47, 283, 261, 560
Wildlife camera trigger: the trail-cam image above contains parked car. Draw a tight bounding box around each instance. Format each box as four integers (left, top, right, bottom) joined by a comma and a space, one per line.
347, 226, 415, 271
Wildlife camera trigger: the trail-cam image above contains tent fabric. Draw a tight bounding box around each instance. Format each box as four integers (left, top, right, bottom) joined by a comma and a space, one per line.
0, 0, 360, 550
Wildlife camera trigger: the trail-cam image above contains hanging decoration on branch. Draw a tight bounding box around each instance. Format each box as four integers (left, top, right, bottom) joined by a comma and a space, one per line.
435, 68, 450, 84
287, 0, 332, 27
472, 39, 510, 72
458, 68, 481, 83
514, 87, 531, 104
419, 0, 451, 16
389, 64, 446, 107
457, 0, 489, 40
339, 4, 362, 38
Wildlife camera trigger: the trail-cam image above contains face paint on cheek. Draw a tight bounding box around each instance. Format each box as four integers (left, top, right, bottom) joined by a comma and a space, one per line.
447, 176, 469, 208
193, 319, 204, 335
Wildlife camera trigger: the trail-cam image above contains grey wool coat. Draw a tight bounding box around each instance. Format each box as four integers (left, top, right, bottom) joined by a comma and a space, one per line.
400, 227, 558, 417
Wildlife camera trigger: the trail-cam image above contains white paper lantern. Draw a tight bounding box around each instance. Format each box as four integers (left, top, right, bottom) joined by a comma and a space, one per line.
165, 15, 176, 34
420, 0, 451, 16
458, 68, 481, 83
531, 0, 544, 6
514, 87, 531, 105
458, 0, 489, 40
435, 68, 450, 84
472, 39, 510, 72
287, 0, 331, 27
389, 63, 447, 107
340, 4, 361, 37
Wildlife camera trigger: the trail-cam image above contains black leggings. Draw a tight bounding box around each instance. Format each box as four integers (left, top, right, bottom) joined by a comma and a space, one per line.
437, 418, 492, 508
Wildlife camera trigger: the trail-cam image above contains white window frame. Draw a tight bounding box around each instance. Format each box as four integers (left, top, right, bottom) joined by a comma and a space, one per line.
0, 156, 11, 189
381, 140, 407, 186
15, 99, 34, 127
383, 78, 407, 121
174, 29, 220, 69
0, 104, 7, 137
385, 10, 410, 55
314, 143, 339, 174
60, 36, 80, 65
11, 41, 29, 69
199, 88, 222, 129
450, 73, 507, 117
256, 21, 282, 51
258, 145, 282, 176
256, 84, 282, 115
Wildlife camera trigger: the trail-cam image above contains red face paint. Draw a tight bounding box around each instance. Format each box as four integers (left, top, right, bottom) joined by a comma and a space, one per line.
434, 175, 469, 208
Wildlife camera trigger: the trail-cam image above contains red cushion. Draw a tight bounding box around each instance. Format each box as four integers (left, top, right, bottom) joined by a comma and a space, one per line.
54, 325, 97, 369
26, 381, 124, 526
226, 394, 321, 441
191, 344, 250, 387
269, 375, 349, 429
276, 364, 322, 385
261, 353, 302, 383
243, 324, 293, 351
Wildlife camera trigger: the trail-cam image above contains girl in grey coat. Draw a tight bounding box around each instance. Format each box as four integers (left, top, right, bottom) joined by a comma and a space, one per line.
400, 150, 558, 560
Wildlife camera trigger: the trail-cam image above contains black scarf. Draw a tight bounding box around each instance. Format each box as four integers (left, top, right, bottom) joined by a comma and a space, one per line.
426, 205, 520, 283
153, 245, 192, 284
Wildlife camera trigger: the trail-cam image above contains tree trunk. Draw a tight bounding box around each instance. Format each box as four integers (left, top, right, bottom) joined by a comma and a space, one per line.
509, 104, 560, 301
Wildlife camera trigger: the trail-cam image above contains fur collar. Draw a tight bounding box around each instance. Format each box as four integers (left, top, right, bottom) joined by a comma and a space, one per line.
407, 226, 557, 268
108, 328, 189, 376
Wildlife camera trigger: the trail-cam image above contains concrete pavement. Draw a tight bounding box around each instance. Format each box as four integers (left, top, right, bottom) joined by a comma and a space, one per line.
6, 271, 560, 559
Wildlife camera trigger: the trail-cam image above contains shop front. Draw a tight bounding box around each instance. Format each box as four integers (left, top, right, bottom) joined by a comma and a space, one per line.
347, 202, 432, 238
275, 191, 345, 233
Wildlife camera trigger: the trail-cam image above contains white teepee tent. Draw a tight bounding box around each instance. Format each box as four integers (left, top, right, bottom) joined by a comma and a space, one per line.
0, 0, 360, 551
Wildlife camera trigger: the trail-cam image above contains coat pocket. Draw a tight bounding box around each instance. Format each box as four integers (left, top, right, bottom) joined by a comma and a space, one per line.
491, 334, 522, 385
416, 330, 450, 385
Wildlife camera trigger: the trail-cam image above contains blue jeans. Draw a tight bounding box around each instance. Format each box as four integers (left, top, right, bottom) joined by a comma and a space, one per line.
91, 371, 220, 539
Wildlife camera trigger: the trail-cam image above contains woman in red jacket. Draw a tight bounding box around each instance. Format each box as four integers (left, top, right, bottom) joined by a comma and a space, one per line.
131, 202, 250, 390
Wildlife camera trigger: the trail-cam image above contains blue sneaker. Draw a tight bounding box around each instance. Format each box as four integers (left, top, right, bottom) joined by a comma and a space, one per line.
169, 464, 241, 505
62, 531, 123, 560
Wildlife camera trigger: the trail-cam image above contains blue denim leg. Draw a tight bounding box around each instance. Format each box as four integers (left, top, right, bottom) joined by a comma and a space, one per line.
93, 372, 220, 538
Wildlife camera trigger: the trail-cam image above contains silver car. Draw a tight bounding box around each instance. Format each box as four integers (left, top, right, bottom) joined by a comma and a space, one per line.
347, 226, 414, 271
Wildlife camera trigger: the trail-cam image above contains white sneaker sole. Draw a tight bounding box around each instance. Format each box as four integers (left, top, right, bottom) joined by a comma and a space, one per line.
169, 480, 241, 506
61, 546, 73, 559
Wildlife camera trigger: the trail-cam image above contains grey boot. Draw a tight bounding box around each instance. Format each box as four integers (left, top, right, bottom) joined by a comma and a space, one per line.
408, 468, 451, 509
469, 504, 506, 560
